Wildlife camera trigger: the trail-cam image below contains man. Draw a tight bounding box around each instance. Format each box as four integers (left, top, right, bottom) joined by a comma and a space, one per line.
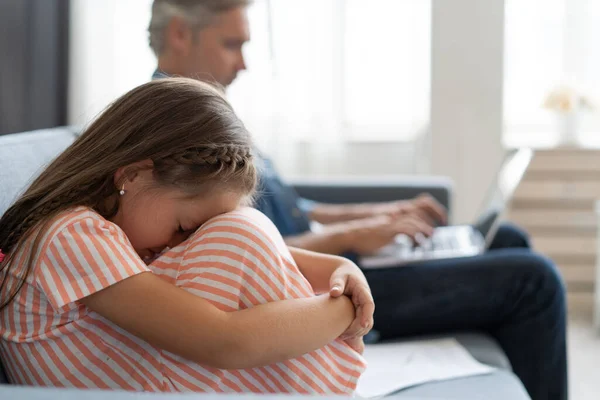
148, 1, 567, 399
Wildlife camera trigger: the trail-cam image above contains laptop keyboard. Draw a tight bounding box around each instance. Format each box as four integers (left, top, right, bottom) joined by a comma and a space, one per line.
429, 231, 461, 251
397, 228, 468, 254
361, 226, 484, 268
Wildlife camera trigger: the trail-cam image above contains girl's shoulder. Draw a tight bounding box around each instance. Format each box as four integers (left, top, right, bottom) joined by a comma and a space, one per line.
32, 207, 129, 262
25, 209, 147, 312
39, 207, 117, 243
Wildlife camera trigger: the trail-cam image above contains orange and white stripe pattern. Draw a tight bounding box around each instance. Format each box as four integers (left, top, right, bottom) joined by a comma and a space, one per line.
151, 207, 366, 393
0, 207, 365, 393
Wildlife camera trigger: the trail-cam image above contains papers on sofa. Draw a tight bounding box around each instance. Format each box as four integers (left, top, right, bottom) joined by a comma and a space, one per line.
356, 338, 496, 398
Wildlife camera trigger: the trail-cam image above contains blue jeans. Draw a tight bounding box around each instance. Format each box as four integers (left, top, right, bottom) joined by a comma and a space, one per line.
363, 223, 567, 400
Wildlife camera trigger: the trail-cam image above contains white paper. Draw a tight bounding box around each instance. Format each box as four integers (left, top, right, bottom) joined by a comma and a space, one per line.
356, 338, 496, 398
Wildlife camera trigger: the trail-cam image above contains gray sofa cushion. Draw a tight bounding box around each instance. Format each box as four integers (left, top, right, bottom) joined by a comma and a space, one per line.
0, 372, 528, 400
389, 370, 529, 399
454, 333, 511, 370
0, 127, 77, 215
379, 333, 527, 399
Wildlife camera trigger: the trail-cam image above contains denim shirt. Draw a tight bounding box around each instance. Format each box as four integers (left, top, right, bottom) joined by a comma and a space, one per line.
254, 157, 314, 237
152, 69, 169, 80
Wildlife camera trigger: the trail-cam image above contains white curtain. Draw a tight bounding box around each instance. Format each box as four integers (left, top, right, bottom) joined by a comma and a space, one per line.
504, 0, 600, 146
228, 1, 431, 153
68, 0, 430, 176
227, 0, 431, 174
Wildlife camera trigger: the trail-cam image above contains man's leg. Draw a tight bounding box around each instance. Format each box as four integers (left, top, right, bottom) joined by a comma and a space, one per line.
488, 222, 531, 250
364, 249, 567, 400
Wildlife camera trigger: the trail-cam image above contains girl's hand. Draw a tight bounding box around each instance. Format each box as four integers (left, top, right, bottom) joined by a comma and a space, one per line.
344, 336, 365, 355
329, 261, 375, 340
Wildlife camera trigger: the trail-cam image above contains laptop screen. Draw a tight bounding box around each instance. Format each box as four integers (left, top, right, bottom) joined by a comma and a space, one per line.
473, 148, 533, 247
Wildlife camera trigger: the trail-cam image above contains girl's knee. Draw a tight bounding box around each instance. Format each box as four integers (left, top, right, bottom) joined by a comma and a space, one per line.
178, 208, 294, 305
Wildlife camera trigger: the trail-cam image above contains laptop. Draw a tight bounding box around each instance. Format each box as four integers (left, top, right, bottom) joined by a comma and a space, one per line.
360, 148, 534, 269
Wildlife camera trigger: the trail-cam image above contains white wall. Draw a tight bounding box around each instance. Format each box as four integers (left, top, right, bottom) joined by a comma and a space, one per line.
429, 0, 506, 223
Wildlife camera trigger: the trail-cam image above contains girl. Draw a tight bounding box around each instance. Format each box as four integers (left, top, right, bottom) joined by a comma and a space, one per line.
0, 78, 372, 393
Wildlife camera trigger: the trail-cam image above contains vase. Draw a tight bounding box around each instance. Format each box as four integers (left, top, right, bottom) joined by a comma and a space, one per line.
557, 110, 580, 146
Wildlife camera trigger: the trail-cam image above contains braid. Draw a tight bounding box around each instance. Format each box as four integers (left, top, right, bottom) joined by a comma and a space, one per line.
157, 143, 253, 176
152, 143, 256, 195
169, 144, 251, 166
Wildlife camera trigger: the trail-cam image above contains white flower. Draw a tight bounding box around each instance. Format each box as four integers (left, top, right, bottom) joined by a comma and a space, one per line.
543, 84, 595, 113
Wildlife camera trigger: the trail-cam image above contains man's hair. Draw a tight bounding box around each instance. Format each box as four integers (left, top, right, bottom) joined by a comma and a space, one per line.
149, 0, 252, 56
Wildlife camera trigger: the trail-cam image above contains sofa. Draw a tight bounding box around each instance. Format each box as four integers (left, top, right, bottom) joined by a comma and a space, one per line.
0, 127, 530, 399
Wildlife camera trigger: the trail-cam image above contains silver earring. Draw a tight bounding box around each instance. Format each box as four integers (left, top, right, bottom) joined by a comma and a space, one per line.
119, 184, 126, 196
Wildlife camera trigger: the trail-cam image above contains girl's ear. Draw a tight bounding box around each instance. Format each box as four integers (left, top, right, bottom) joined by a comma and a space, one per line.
113, 160, 154, 188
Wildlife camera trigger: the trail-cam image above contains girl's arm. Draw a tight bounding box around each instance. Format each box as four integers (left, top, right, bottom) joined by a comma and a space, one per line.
290, 246, 372, 297
81, 272, 354, 370
289, 247, 375, 339
289, 246, 354, 294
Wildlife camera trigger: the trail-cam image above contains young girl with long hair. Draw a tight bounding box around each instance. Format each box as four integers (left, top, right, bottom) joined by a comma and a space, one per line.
0, 78, 372, 394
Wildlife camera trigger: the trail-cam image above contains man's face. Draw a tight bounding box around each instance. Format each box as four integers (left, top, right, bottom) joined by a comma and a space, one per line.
187, 7, 250, 87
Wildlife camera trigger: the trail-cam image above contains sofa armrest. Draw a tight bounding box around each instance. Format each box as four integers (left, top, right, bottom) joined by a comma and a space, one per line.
290, 176, 454, 212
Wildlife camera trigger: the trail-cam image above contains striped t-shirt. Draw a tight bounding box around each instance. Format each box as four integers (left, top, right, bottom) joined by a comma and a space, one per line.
0, 207, 365, 393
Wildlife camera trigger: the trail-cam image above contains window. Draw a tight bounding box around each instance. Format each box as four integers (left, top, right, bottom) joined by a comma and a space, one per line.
227, 0, 431, 143
504, 0, 600, 146
70, 0, 431, 144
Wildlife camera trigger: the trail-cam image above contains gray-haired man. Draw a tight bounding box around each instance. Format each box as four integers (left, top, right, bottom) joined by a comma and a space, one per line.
149, 0, 250, 86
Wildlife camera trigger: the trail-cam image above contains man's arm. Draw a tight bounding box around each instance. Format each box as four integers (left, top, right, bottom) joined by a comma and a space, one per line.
284, 229, 349, 255
307, 202, 391, 225
307, 194, 447, 226
285, 214, 434, 256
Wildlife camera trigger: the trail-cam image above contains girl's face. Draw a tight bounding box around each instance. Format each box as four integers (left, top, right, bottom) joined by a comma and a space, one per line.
110, 170, 244, 262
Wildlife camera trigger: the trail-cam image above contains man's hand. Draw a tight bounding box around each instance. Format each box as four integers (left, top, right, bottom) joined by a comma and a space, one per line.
328, 261, 374, 340
331, 214, 434, 255
378, 194, 447, 226
308, 193, 447, 226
